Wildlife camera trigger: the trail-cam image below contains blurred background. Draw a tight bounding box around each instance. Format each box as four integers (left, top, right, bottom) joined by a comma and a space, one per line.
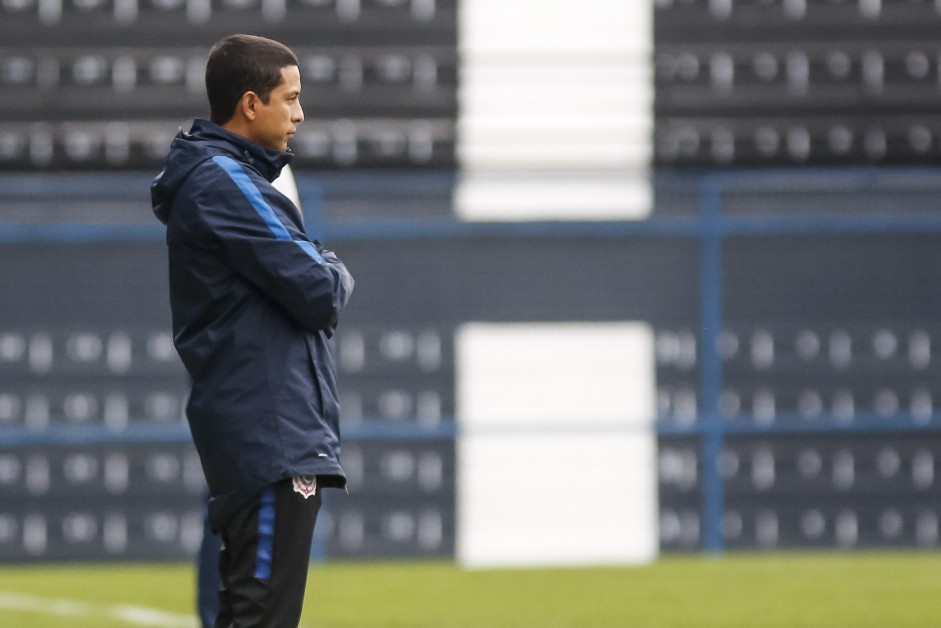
2, 0, 941, 567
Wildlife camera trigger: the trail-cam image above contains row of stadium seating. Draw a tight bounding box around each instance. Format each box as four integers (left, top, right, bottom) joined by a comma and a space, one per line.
656, 117, 941, 164
0, 446, 204, 497
0, 441, 451, 497
0, 0, 454, 33
0, 329, 177, 375
0, 498, 453, 559
0, 325, 453, 427
658, 385, 937, 425
0, 385, 450, 427
657, 326, 938, 371
725, 444, 937, 495
0, 118, 455, 169
657, 44, 941, 111
0, 47, 456, 119
0, 503, 205, 560
324, 497, 452, 556
12, 432, 941, 557
5, 322, 938, 428
14, 322, 929, 379
7, 378, 934, 429
662, 438, 940, 494
657, 323, 941, 424
0, 327, 450, 375
662, 501, 941, 549
341, 388, 450, 423
660, 432, 941, 549
655, 0, 941, 31
0, 386, 187, 427
13, 491, 941, 558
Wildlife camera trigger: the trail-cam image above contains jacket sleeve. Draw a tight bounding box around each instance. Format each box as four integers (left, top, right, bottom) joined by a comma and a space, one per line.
196, 156, 354, 334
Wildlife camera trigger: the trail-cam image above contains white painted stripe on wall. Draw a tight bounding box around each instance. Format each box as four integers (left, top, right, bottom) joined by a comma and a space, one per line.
456, 322, 658, 568
459, 0, 650, 55
457, 323, 656, 426
456, 0, 653, 220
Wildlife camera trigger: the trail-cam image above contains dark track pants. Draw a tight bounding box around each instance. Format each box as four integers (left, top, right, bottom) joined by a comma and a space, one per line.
214, 478, 322, 628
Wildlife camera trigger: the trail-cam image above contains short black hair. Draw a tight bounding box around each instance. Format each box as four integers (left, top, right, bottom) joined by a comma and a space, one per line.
205, 34, 299, 124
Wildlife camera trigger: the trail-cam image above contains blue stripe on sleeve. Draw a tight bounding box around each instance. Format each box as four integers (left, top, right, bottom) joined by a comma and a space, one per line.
254, 487, 276, 580
212, 156, 323, 264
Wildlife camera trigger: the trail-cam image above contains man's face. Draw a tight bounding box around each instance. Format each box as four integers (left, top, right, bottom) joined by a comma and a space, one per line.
250, 65, 304, 152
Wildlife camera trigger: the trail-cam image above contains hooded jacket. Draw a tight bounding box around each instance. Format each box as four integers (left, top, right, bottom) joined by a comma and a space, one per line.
151, 119, 354, 530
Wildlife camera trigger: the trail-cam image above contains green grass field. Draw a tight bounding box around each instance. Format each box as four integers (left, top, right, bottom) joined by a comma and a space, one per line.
0, 553, 940, 627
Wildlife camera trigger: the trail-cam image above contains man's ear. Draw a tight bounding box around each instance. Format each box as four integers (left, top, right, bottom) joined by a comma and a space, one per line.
240, 91, 258, 122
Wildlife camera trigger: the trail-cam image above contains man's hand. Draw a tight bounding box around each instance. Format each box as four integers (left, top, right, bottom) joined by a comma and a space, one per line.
321, 249, 354, 307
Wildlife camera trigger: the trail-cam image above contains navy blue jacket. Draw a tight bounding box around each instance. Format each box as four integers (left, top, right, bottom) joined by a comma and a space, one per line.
151, 119, 353, 529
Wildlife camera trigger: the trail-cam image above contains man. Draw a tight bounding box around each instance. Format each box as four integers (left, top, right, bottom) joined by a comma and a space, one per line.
195, 164, 305, 628
151, 34, 354, 628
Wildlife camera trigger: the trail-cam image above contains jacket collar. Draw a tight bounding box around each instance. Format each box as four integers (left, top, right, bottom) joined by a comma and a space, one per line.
186, 118, 294, 183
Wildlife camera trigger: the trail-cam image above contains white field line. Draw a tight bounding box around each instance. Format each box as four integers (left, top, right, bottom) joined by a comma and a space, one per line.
0, 591, 197, 627
107, 603, 197, 627
0, 591, 89, 617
